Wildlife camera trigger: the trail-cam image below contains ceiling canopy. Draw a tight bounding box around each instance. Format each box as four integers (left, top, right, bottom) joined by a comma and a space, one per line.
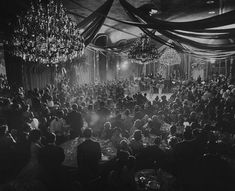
1, 0, 235, 44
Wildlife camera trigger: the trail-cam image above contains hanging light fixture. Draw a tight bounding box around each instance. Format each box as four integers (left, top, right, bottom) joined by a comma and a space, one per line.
159, 48, 181, 66
9, 0, 85, 65
127, 34, 159, 65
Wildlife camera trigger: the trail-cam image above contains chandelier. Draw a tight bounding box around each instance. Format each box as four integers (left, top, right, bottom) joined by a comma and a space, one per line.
10, 0, 85, 64
159, 48, 181, 66
127, 34, 159, 65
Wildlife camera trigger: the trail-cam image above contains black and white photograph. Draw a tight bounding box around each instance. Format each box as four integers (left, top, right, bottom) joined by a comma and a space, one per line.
0, 0, 235, 190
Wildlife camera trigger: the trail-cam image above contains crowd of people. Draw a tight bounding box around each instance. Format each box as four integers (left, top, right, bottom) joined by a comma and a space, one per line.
138, 74, 173, 94
0, 74, 235, 191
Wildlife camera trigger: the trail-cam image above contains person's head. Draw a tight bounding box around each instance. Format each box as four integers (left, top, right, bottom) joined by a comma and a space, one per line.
126, 155, 136, 170
192, 128, 201, 139
133, 130, 142, 141
116, 113, 122, 120
124, 109, 130, 117
161, 95, 167, 101
112, 127, 122, 137
23, 104, 30, 112
191, 122, 201, 130
100, 101, 105, 108
83, 128, 92, 139
0, 125, 8, 136
87, 104, 93, 111
104, 122, 111, 130
168, 136, 178, 148
119, 139, 129, 151
46, 132, 56, 144
155, 96, 159, 101
190, 112, 197, 121
29, 129, 41, 143
56, 110, 64, 118
151, 115, 159, 122
147, 119, 153, 128
133, 119, 141, 128
184, 126, 192, 140
170, 125, 177, 135
134, 105, 140, 112
154, 136, 162, 146
22, 122, 32, 133
117, 150, 130, 165
72, 104, 78, 111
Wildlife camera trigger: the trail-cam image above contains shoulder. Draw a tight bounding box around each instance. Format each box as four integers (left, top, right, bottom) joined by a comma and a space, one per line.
89, 139, 100, 146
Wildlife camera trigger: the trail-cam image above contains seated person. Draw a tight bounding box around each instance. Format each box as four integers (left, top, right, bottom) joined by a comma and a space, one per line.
101, 122, 112, 140
111, 127, 124, 148
39, 132, 65, 169
129, 130, 144, 155
38, 133, 77, 191
119, 139, 132, 155
0, 125, 16, 184
77, 128, 101, 182
135, 137, 166, 170
108, 151, 137, 191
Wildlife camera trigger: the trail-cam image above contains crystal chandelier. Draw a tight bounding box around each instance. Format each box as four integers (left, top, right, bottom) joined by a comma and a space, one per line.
10, 0, 85, 64
159, 48, 181, 66
127, 34, 159, 65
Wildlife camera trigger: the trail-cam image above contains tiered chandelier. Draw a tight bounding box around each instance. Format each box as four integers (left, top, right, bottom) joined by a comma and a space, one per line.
159, 48, 181, 66
10, 0, 85, 64
127, 34, 159, 64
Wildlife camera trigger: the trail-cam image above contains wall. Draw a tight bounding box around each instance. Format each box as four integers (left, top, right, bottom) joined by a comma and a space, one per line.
74, 49, 95, 85
0, 44, 6, 75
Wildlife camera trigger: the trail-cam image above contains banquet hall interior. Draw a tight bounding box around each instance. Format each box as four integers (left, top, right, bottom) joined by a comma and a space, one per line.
0, 0, 235, 191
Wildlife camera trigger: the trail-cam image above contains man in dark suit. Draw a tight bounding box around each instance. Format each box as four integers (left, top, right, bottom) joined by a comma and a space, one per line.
39, 132, 65, 168
66, 104, 83, 139
38, 133, 78, 191
77, 128, 101, 182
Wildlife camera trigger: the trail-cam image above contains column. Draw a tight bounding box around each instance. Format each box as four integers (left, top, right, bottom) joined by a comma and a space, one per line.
188, 54, 192, 80
231, 56, 234, 80
143, 64, 147, 76
225, 59, 228, 77
96, 52, 100, 82
93, 50, 96, 83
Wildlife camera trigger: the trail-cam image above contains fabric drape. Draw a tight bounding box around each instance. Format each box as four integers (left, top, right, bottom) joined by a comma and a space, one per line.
118, 0, 235, 58
69, 0, 114, 46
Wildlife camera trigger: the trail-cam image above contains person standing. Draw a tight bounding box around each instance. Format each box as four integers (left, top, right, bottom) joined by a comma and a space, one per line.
77, 128, 101, 182
149, 82, 154, 99
66, 104, 83, 139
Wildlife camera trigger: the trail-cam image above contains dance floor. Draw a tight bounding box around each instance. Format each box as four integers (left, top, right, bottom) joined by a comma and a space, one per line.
140, 92, 173, 102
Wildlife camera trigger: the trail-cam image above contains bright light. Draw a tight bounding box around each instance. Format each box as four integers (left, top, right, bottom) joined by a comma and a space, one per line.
120, 61, 129, 70
208, 11, 216, 14
150, 9, 158, 16
206, 1, 215, 4
210, 58, 216, 63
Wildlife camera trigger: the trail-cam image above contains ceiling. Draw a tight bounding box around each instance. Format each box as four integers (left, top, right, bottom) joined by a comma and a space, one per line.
1, 0, 235, 44
65, 0, 235, 43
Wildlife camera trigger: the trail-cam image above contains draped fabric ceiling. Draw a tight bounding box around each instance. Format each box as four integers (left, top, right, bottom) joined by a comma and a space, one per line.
1, 0, 235, 59
118, 0, 235, 59
66, 0, 235, 59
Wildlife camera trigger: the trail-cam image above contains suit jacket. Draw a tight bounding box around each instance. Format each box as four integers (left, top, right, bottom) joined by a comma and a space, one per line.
77, 139, 101, 177
66, 110, 83, 135
39, 144, 65, 167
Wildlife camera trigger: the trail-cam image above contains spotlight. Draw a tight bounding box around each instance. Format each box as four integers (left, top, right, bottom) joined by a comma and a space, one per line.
120, 61, 129, 70
210, 58, 216, 63
208, 11, 216, 14
206, 1, 215, 4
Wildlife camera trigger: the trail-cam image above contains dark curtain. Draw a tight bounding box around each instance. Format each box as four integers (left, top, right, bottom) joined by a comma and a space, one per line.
4, 0, 114, 90
4, 48, 23, 90
95, 35, 108, 82
22, 64, 55, 90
